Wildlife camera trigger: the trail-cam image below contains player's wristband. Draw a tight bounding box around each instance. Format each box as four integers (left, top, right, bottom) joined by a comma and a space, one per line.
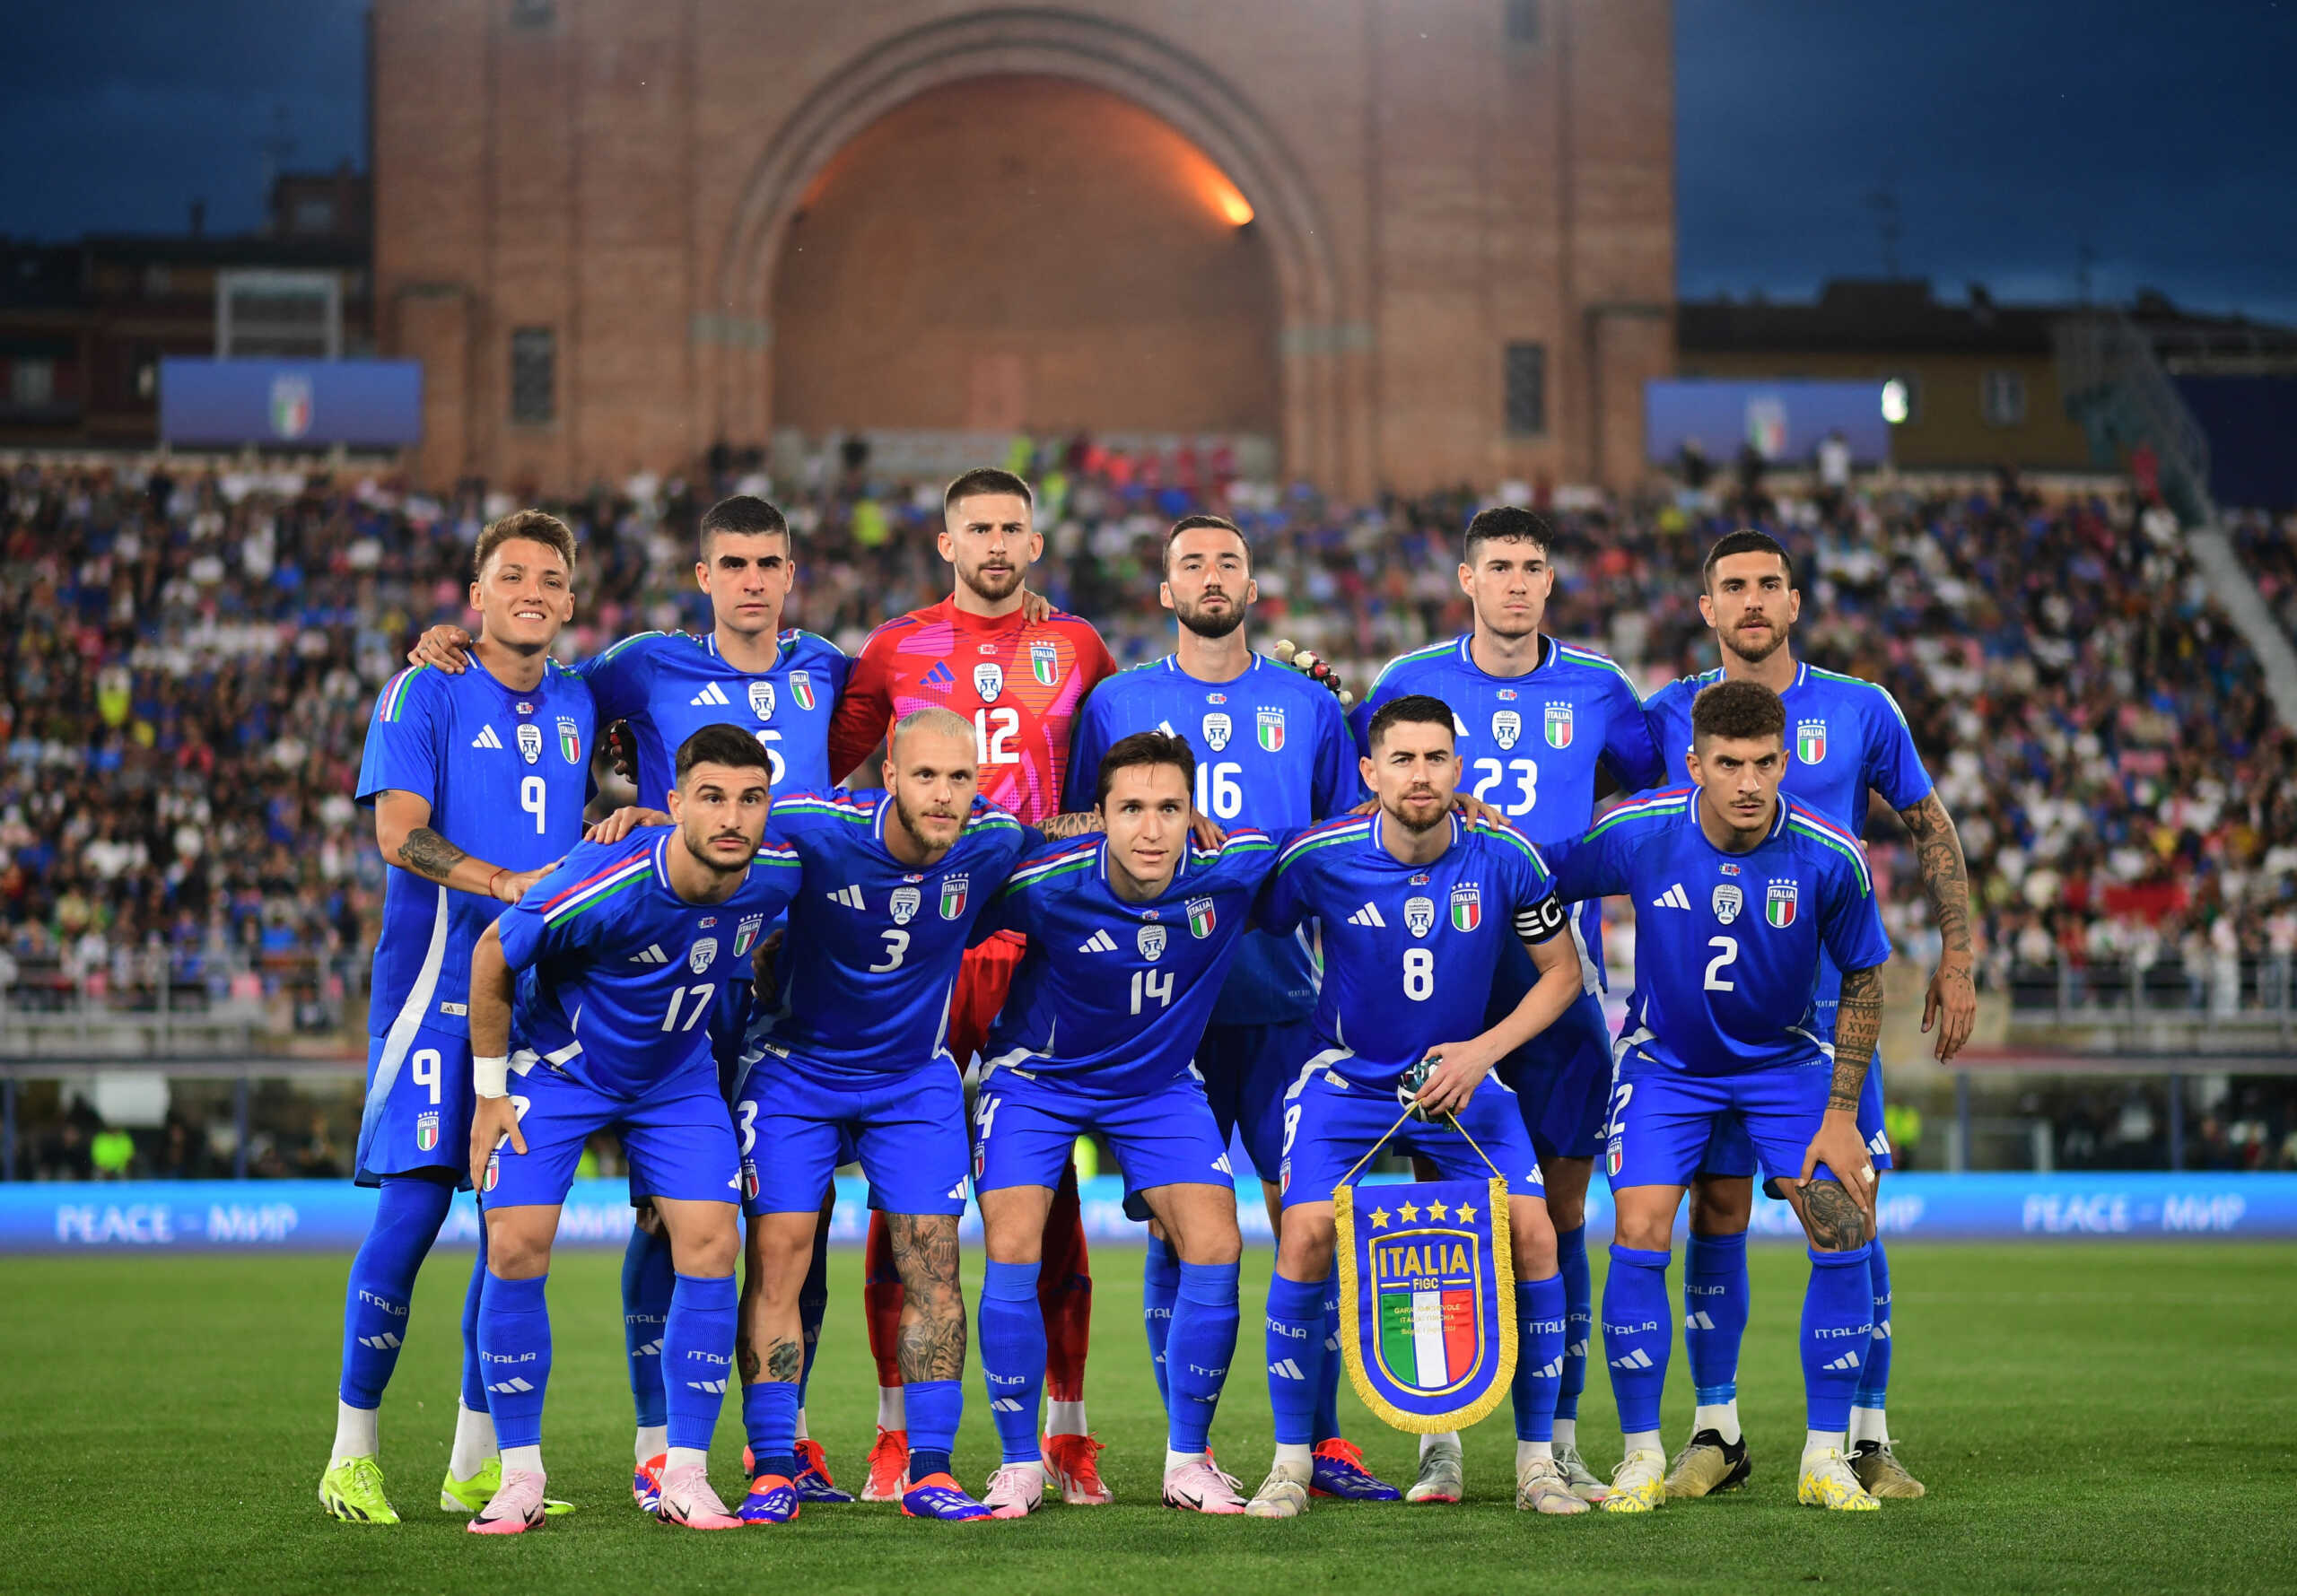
474, 1054, 511, 1098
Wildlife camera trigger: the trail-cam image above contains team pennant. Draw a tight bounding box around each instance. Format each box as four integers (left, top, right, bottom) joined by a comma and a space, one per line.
1336, 1173, 1515, 1433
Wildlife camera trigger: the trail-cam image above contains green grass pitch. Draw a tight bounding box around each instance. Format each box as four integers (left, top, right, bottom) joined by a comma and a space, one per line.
4, 1241, 2293, 1595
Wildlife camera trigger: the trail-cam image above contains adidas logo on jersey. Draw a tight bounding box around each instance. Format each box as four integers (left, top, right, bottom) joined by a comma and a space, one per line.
470, 725, 503, 750
629, 945, 668, 964
1651, 884, 1691, 910
689, 682, 732, 707
1078, 929, 1119, 953
1346, 903, 1386, 928
826, 885, 866, 910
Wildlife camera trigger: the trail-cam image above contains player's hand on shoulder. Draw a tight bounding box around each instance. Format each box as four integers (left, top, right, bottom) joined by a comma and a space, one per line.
1271, 640, 1356, 709
492, 863, 556, 905
408, 624, 474, 673
751, 928, 785, 1004
1191, 813, 1227, 850
1018, 587, 1055, 624
1451, 790, 1509, 831
584, 806, 666, 846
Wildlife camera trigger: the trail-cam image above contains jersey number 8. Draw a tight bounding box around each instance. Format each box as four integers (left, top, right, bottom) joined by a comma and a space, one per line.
1402, 946, 1435, 1001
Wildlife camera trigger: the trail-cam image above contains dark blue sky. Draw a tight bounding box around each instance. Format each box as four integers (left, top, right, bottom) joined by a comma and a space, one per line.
4, 0, 2293, 322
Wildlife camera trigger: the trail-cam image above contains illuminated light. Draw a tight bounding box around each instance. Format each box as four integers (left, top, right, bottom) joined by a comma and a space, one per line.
1212, 182, 1255, 227
1881, 379, 1909, 425
1170, 137, 1253, 226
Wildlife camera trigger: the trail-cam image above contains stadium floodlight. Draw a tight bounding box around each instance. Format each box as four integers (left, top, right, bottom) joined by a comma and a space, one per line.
1881, 379, 1910, 425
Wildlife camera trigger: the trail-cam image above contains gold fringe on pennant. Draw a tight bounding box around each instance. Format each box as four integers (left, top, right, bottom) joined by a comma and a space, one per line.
1335, 1173, 1516, 1434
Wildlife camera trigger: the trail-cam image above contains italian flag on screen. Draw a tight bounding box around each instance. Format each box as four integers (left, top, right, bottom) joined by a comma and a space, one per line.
1378, 1284, 1476, 1387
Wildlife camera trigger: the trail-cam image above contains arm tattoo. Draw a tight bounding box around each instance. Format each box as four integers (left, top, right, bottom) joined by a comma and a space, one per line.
1802, 1179, 1865, 1251
395, 825, 468, 884
1830, 964, 1884, 1112
886, 1213, 966, 1382
1897, 792, 1972, 961
1040, 810, 1099, 840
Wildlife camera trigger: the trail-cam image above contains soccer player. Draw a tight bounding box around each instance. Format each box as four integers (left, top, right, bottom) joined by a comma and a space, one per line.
1063, 515, 1397, 1499
730, 707, 1036, 1523
1543, 679, 1894, 1513
1245, 694, 1589, 1520
1642, 529, 1972, 1500
826, 468, 1120, 1504
973, 731, 1278, 1516
461, 725, 798, 1533
1351, 505, 1664, 1504
319, 510, 594, 1526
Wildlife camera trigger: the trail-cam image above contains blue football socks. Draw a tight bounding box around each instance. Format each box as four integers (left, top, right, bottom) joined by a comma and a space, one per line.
619, 1223, 675, 1431
1166, 1260, 1240, 1455
1264, 1271, 1325, 1447
1313, 1267, 1344, 1443
977, 1259, 1046, 1465
477, 1271, 552, 1450
1602, 1244, 1673, 1437
1684, 1228, 1750, 1408
1141, 1232, 1180, 1412
1553, 1224, 1592, 1424
662, 1272, 738, 1454
337, 1174, 452, 1408
1852, 1236, 1892, 1420
905, 1380, 964, 1480
1802, 1243, 1875, 1434
1512, 1274, 1566, 1443
741, 1378, 800, 1482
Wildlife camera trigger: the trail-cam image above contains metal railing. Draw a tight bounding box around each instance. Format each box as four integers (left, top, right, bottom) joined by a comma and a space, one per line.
0, 949, 361, 1057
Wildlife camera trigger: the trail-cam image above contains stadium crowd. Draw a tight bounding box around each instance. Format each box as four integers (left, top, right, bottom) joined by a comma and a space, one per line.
3, 444, 2295, 1175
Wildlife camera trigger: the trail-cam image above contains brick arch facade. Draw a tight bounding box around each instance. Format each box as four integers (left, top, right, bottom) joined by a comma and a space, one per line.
707, 8, 1355, 486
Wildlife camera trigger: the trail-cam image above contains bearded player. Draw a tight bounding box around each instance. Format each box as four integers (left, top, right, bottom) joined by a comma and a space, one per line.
1065, 515, 1397, 1499
1641, 529, 1974, 1501
1351, 506, 1665, 1504
825, 467, 1119, 1503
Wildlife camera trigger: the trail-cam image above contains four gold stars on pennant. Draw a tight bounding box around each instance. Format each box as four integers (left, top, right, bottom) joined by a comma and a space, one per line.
1396, 1200, 1421, 1224
1427, 1198, 1450, 1220
1369, 1208, 1392, 1229
1456, 1201, 1478, 1225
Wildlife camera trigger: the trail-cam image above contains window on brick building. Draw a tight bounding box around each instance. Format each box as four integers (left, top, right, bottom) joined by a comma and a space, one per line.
511, 327, 556, 424
1981, 369, 2027, 427
1503, 342, 1547, 437
1504, 0, 1541, 43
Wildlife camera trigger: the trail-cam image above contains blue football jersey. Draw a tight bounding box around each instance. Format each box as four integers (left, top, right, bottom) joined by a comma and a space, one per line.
1644, 659, 1932, 1021
356, 659, 597, 1043
1066, 653, 1354, 1024
1354, 634, 1663, 1000
978, 828, 1281, 1097
1544, 789, 1893, 1077
577, 629, 849, 807
1258, 812, 1568, 1090
492, 825, 801, 1098
744, 790, 1034, 1076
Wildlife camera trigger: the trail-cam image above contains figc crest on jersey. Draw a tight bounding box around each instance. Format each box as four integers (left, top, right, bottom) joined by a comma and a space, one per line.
733, 914, 764, 957
1257, 708, 1286, 752
974, 663, 1004, 702
1449, 885, 1481, 932
939, 875, 969, 919
1766, 881, 1799, 928
790, 670, 816, 711
556, 717, 581, 765
1336, 1176, 1515, 1433
1201, 711, 1233, 752
1138, 923, 1167, 961
1404, 895, 1437, 938
1796, 719, 1827, 763
889, 885, 921, 925
517, 722, 544, 764
1544, 703, 1573, 749
1490, 710, 1522, 750
689, 937, 719, 974
1712, 883, 1743, 925
749, 680, 776, 720
1187, 896, 1216, 938
1030, 641, 1060, 687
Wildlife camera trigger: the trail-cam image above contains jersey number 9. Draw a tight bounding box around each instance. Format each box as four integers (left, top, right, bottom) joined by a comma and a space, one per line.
520, 776, 546, 834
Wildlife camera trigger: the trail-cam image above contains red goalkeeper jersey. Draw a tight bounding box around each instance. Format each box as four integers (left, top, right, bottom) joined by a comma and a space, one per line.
827, 598, 1117, 824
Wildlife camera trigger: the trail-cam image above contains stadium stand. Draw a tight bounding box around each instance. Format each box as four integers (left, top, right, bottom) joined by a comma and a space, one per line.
3, 449, 2293, 1175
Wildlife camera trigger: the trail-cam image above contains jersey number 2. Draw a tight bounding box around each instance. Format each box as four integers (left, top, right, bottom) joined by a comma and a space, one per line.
1703, 936, 1739, 991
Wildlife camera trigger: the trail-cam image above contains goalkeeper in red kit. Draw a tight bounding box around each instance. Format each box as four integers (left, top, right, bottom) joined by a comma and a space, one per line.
825, 467, 1119, 1504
